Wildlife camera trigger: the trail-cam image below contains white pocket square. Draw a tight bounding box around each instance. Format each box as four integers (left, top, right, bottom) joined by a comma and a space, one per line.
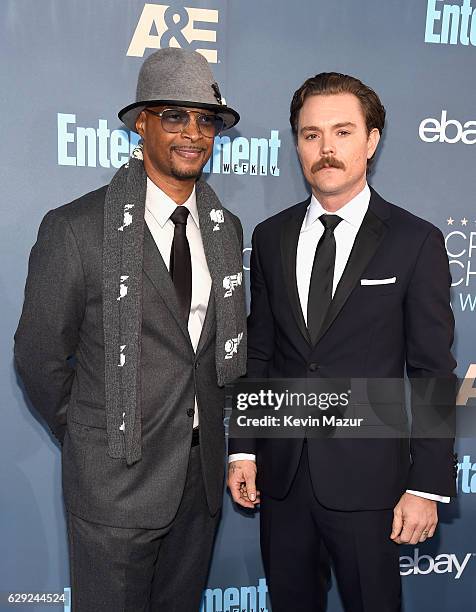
360, 277, 396, 286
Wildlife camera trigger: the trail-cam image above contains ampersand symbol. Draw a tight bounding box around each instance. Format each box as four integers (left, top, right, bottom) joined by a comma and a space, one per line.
160, 6, 191, 50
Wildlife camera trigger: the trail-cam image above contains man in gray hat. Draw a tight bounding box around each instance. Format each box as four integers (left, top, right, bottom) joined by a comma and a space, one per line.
15, 48, 246, 611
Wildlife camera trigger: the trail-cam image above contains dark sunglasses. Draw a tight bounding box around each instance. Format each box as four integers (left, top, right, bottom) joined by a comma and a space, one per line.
145, 107, 224, 138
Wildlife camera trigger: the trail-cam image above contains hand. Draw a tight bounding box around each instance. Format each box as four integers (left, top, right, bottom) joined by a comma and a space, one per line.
227, 460, 261, 509
390, 492, 438, 544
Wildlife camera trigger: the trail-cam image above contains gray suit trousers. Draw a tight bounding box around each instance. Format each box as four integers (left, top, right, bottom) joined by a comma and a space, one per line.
67, 445, 219, 612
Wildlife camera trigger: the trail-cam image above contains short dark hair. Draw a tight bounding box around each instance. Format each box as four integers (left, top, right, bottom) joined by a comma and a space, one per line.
290, 72, 386, 170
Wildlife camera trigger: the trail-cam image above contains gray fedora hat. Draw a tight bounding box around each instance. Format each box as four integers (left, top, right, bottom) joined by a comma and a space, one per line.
118, 48, 239, 132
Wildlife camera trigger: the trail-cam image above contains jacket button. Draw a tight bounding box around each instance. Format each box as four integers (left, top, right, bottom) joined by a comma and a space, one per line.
308, 363, 319, 372
187, 408, 194, 417
194, 361, 199, 369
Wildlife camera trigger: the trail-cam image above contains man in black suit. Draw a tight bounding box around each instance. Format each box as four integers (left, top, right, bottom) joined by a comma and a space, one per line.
228, 73, 456, 612
15, 49, 246, 611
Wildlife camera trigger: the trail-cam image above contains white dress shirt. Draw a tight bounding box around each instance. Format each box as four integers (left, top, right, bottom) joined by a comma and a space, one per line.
230, 184, 449, 503
145, 178, 211, 428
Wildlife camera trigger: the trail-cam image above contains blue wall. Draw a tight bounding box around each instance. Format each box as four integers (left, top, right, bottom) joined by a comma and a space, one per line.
2, 1, 476, 610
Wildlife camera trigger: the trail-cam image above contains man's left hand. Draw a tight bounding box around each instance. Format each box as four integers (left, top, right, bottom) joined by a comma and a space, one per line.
390, 492, 438, 544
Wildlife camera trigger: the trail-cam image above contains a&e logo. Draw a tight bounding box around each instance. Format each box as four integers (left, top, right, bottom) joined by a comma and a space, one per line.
127, 4, 219, 62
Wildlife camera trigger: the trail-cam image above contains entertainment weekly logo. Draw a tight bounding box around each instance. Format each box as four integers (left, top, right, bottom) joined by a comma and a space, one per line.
127, 4, 220, 63
61, 581, 270, 612
201, 578, 269, 612
425, 0, 476, 46
56, 113, 281, 176
457, 454, 476, 493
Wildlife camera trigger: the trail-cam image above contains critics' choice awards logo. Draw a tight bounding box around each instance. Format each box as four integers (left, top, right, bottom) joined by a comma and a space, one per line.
443, 218, 476, 312
425, 0, 476, 45
127, 4, 219, 63
57, 114, 280, 176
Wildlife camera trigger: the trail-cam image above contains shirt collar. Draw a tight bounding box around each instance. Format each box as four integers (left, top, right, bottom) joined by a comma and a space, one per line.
303, 183, 370, 232
145, 178, 199, 228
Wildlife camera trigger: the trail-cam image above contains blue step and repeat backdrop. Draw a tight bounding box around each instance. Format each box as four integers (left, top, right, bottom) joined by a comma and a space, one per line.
2, 1, 476, 610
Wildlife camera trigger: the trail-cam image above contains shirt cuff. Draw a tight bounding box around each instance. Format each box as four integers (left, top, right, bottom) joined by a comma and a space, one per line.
406, 489, 450, 503
225, 468, 451, 503
229, 453, 256, 463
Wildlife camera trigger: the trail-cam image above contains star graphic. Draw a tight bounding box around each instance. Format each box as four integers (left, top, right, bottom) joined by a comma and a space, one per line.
447, 217, 454, 225
461, 218, 468, 226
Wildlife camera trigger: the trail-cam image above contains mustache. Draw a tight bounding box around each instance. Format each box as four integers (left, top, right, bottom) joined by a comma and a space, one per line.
311, 156, 345, 173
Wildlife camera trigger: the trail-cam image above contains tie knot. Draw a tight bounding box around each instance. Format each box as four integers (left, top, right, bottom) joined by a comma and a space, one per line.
170, 206, 190, 226
319, 214, 342, 232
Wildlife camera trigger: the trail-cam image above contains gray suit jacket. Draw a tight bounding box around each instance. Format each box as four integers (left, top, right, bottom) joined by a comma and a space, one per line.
15, 183, 243, 529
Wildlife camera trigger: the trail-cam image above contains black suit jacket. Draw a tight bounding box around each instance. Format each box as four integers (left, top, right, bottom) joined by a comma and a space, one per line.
229, 188, 457, 510
15, 183, 243, 529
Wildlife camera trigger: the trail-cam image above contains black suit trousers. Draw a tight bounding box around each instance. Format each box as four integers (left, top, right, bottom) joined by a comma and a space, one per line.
260, 443, 401, 612
67, 445, 219, 612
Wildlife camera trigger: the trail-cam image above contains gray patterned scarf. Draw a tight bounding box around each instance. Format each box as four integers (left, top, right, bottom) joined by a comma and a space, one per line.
103, 145, 246, 465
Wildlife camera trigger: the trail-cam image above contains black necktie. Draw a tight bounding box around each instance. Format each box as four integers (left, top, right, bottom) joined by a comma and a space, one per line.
307, 214, 343, 344
169, 206, 192, 321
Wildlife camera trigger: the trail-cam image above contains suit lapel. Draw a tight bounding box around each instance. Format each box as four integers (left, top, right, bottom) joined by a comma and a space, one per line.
193, 182, 218, 356
280, 199, 311, 344
196, 292, 215, 356
313, 190, 389, 346
142, 225, 192, 344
